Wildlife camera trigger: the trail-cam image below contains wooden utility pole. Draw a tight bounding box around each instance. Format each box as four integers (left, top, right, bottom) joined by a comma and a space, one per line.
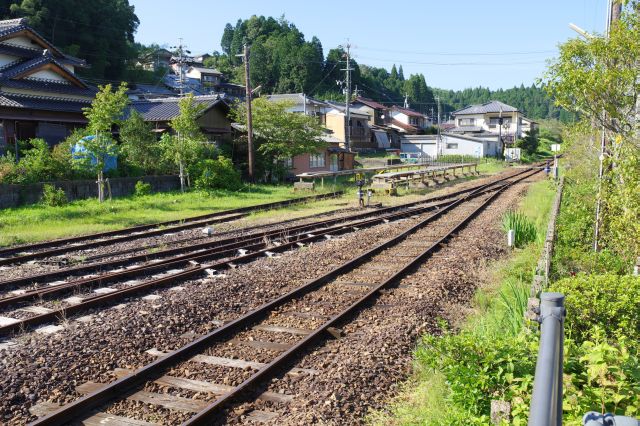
341, 43, 353, 153
238, 44, 254, 181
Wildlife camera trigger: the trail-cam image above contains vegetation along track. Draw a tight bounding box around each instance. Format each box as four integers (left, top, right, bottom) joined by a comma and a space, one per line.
0, 192, 343, 267
0, 168, 537, 336
25, 167, 540, 426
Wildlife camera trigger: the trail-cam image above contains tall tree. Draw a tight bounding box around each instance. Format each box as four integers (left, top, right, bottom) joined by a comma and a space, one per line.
5, 0, 139, 80
220, 23, 234, 55
119, 109, 161, 174
160, 94, 206, 192
398, 65, 405, 81
82, 82, 129, 202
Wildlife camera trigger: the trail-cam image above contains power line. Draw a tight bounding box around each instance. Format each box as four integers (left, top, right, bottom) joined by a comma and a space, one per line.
357, 56, 548, 66
356, 46, 556, 57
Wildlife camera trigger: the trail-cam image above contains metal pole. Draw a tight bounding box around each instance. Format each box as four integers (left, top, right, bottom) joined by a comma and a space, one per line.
243, 44, 254, 182
342, 43, 352, 153
529, 292, 565, 426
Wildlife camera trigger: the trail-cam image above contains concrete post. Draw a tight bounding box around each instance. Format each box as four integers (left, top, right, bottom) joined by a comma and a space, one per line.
529, 292, 566, 426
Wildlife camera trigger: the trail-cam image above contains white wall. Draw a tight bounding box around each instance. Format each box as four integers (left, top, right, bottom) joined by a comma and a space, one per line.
441, 135, 484, 157
30, 69, 67, 81
400, 139, 437, 157
6, 36, 39, 49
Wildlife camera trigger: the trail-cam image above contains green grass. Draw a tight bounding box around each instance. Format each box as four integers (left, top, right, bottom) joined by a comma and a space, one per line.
370, 178, 557, 425
477, 158, 508, 174
0, 185, 327, 247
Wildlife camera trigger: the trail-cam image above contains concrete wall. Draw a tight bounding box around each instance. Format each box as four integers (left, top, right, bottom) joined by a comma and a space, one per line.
0, 175, 180, 209
441, 134, 484, 157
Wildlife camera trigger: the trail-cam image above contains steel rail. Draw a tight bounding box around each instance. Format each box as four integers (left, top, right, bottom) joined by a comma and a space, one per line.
0, 192, 344, 265
27, 167, 539, 426
0, 167, 528, 290
0, 169, 537, 335
0, 189, 484, 335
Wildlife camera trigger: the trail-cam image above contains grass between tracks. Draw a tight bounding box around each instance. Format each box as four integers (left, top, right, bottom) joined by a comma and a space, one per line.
0, 186, 326, 247
0, 161, 509, 247
369, 177, 557, 426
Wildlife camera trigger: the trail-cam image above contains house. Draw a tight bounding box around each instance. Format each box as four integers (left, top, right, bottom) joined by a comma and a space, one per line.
400, 132, 501, 159
185, 66, 223, 88
137, 48, 173, 72
129, 95, 232, 144
0, 18, 97, 152
389, 106, 432, 134
263, 93, 355, 174
451, 100, 537, 144
352, 97, 402, 150
324, 101, 371, 150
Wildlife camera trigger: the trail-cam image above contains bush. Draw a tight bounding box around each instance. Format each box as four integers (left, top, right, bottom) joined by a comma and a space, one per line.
41, 184, 67, 207
194, 156, 242, 191
551, 274, 640, 345
502, 210, 537, 247
134, 180, 152, 197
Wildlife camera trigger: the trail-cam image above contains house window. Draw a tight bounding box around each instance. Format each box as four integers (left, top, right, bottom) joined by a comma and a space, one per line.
446, 143, 458, 149
283, 157, 293, 169
488, 117, 511, 127
459, 118, 475, 126
309, 152, 326, 168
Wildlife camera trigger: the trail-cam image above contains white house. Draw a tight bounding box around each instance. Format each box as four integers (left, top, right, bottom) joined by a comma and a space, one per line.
401, 133, 501, 159
451, 100, 537, 144
389, 106, 432, 134
185, 66, 223, 87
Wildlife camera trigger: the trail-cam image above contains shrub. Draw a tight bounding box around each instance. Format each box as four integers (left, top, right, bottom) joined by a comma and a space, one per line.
194, 156, 242, 191
41, 184, 67, 207
134, 180, 152, 197
551, 274, 640, 345
502, 210, 537, 247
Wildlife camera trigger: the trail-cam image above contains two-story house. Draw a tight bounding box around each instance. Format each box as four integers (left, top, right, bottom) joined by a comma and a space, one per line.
0, 18, 97, 152
185, 66, 223, 89
451, 100, 537, 144
137, 48, 173, 72
324, 101, 371, 150
260, 93, 355, 175
389, 106, 432, 134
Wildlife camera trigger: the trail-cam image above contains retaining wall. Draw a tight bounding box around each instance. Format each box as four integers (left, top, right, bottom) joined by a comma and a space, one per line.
0, 175, 181, 209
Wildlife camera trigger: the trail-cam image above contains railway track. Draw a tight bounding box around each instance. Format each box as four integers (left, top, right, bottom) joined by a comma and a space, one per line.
0, 192, 343, 267
0, 168, 536, 336
26, 167, 540, 426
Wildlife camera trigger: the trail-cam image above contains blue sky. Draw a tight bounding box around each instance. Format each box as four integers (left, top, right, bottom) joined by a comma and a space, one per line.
129, 0, 607, 91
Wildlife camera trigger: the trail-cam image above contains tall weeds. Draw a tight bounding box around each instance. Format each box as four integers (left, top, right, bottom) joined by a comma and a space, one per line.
502, 210, 537, 248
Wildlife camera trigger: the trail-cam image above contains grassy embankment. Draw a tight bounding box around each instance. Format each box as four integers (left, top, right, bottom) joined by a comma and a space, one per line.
0, 186, 332, 247
0, 159, 507, 247
370, 177, 557, 425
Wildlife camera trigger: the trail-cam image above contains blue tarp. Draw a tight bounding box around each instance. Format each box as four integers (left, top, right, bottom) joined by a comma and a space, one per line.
71, 135, 117, 172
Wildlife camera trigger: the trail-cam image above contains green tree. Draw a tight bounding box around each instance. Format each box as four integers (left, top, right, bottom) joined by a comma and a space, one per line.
515, 127, 540, 155
160, 94, 206, 192
119, 109, 161, 174
5, 0, 139, 80
231, 97, 325, 180
82, 82, 129, 202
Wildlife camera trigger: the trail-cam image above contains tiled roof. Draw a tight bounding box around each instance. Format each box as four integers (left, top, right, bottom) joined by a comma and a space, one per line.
448, 126, 483, 133
453, 100, 518, 115
391, 106, 425, 118
0, 91, 91, 112
0, 53, 90, 89
129, 95, 228, 121
189, 66, 222, 75
0, 18, 65, 58
390, 118, 418, 133
1, 77, 95, 96
355, 97, 387, 110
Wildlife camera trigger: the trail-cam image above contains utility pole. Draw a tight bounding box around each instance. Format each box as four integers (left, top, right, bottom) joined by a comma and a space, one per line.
436, 95, 442, 156
341, 42, 353, 152
171, 38, 188, 97
237, 44, 254, 181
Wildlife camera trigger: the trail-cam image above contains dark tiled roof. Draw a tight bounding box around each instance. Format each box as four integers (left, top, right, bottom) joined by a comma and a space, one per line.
0, 53, 90, 89
0, 42, 40, 59
129, 95, 228, 121
1, 77, 96, 96
355, 97, 387, 110
453, 100, 518, 115
0, 18, 64, 58
0, 91, 91, 112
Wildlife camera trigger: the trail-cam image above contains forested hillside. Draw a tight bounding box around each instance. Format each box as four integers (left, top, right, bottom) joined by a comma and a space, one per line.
0, 0, 139, 80
210, 15, 572, 122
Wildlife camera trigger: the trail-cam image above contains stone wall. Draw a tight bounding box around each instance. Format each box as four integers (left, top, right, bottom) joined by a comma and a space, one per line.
0, 175, 181, 209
